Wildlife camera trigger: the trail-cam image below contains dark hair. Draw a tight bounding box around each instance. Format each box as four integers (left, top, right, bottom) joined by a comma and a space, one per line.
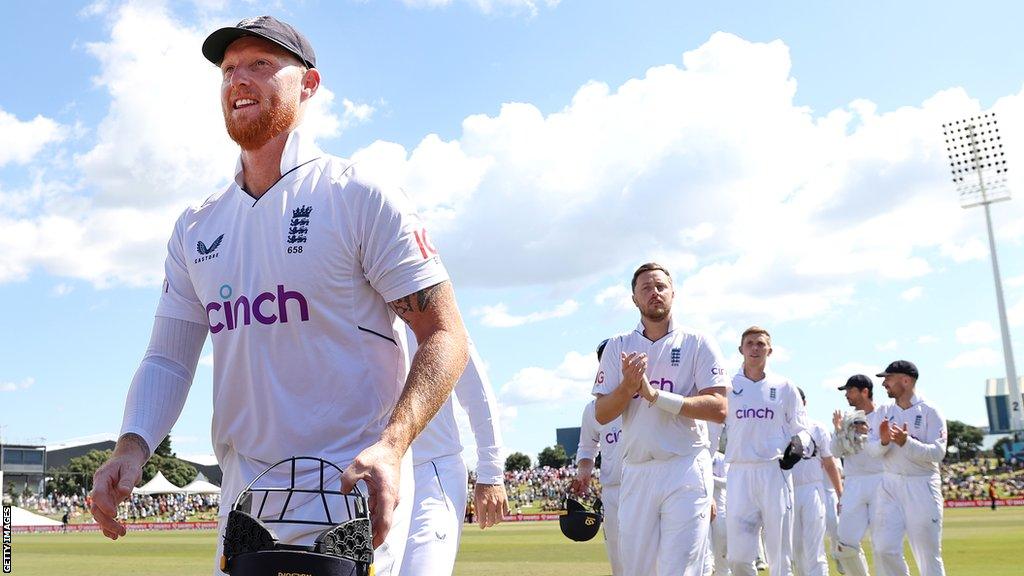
631, 262, 671, 291
798, 387, 806, 403
596, 339, 609, 361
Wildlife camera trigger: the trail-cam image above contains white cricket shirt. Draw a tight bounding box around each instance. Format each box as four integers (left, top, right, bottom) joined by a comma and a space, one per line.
576, 400, 623, 487
791, 419, 832, 486
405, 327, 505, 485
866, 394, 947, 477
154, 127, 449, 512
724, 370, 808, 464
591, 318, 729, 464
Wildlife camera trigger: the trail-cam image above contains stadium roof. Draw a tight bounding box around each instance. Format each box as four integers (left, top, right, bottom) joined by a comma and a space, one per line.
46, 433, 118, 451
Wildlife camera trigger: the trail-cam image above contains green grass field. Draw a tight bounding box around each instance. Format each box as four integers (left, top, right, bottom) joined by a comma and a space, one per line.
8, 507, 1023, 575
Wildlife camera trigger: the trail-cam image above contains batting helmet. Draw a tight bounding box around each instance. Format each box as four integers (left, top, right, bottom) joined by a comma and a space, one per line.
559, 496, 603, 542
221, 456, 374, 576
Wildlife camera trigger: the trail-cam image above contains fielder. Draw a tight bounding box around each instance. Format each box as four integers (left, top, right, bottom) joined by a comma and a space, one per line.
866, 360, 947, 576
724, 326, 810, 576
400, 329, 508, 576
790, 388, 843, 576
707, 424, 730, 576
831, 374, 884, 576
593, 262, 729, 576
88, 16, 470, 576
821, 456, 842, 574
574, 339, 624, 575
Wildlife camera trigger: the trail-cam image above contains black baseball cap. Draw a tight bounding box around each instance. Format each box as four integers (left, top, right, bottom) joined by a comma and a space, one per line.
203, 16, 316, 69
838, 374, 873, 391
876, 360, 919, 379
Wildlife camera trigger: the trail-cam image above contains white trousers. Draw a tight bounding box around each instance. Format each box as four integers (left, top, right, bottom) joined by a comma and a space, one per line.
725, 463, 794, 576
708, 491, 730, 575
792, 483, 828, 576
212, 453, 413, 576
822, 487, 838, 546
617, 452, 713, 576
401, 454, 469, 576
872, 473, 945, 576
835, 474, 882, 576
602, 483, 623, 576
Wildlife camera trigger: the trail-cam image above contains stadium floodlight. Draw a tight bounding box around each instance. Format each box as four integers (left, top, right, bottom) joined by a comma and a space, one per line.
943, 113, 1021, 434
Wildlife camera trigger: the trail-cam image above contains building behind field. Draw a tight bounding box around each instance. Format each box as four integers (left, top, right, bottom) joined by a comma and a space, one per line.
556, 427, 581, 461
1, 443, 46, 495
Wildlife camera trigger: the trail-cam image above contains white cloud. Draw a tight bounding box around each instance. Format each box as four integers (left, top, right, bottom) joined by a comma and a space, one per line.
475, 299, 579, 327
0, 108, 66, 167
0, 377, 35, 392
594, 285, 633, 312
955, 321, 998, 344
901, 286, 923, 301
940, 238, 987, 263
876, 340, 899, 351
946, 348, 1001, 369
499, 350, 596, 405
51, 283, 75, 297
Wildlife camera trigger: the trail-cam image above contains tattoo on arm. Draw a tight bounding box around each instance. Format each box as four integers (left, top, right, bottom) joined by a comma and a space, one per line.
389, 282, 443, 324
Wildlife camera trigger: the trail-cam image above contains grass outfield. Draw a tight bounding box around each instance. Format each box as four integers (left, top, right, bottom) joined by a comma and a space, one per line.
8, 507, 1023, 575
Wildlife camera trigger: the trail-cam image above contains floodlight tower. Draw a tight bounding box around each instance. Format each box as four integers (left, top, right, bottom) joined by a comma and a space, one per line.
942, 113, 1021, 434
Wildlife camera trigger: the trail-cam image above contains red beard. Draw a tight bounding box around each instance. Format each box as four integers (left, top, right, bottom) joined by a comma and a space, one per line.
223, 90, 298, 150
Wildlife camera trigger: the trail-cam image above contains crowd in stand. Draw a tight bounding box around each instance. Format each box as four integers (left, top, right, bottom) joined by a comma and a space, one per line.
13, 491, 220, 523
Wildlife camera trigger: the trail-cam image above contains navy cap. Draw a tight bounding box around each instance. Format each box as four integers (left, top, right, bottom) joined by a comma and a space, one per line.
203, 16, 316, 69
838, 374, 874, 391
876, 360, 919, 379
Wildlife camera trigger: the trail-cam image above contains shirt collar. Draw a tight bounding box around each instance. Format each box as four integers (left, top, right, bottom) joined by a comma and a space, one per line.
232, 124, 323, 188
633, 315, 676, 340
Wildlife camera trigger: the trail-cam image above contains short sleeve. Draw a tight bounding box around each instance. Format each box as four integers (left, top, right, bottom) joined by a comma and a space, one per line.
694, 333, 730, 392
592, 337, 622, 396
817, 424, 834, 458
352, 176, 449, 303
155, 213, 207, 325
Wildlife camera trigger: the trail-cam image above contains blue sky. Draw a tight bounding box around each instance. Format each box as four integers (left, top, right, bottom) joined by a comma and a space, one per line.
2, 0, 1024, 468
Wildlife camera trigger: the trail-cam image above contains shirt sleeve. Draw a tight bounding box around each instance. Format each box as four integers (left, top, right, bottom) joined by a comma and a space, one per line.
155, 211, 207, 325
349, 173, 450, 303
817, 424, 834, 459
694, 333, 730, 393
592, 337, 622, 396
453, 341, 505, 485
576, 402, 601, 463
903, 404, 948, 464
784, 382, 809, 436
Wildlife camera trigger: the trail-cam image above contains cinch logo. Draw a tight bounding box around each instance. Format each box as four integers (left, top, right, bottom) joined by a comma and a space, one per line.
711, 366, 727, 376
206, 284, 310, 334
604, 429, 621, 444
650, 378, 674, 393
736, 407, 775, 420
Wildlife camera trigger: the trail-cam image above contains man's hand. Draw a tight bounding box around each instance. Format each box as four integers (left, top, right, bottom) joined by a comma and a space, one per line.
832, 410, 843, 432
89, 434, 148, 540
571, 460, 594, 496
473, 483, 509, 530
891, 423, 909, 447
620, 352, 647, 397
341, 441, 404, 549
879, 419, 892, 446
710, 500, 718, 522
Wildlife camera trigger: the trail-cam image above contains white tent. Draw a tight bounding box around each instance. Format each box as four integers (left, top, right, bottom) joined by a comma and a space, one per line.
133, 471, 184, 495
10, 506, 62, 527
182, 477, 221, 495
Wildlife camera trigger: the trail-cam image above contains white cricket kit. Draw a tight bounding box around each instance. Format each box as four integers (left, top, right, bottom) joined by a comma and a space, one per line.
577, 400, 624, 576
821, 454, 840, 573
866, 395, 947, 576
723, 370, 808, 576
592, 319, 729, 576
832, 409, 884, 576
709, 450, 730, 576
142, 128, 449, 576
401, 330, 504, 576
790, 420, 832, 576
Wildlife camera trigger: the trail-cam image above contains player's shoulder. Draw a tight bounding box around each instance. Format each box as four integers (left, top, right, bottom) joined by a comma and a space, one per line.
917, 395, 946, 420
175, 184, 234, 227
605, 330, 637, 350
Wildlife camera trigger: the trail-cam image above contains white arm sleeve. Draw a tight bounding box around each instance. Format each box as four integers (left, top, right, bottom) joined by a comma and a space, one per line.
119, 316, 208, 456
576, 402, 601, 463
454, 342, 505, 485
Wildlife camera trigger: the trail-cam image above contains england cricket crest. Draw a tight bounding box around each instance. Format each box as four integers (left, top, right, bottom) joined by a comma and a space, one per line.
288, 205, 312, 244
769, 387, 777, 401
914, 414, 923, 428
670, 347, 681, 366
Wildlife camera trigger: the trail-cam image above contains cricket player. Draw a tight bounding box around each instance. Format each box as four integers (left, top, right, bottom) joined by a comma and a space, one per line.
724, 326, 810, 576
866, 360, 947, 576
593, 262, 729, 576
400, 328, 507, 576
574, 339, 624, 575
831, 374, 884, 576
790, 388, 843, 576
821, 456, 842, 574
88, 16, 469, 576
708, 428, 731, 576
